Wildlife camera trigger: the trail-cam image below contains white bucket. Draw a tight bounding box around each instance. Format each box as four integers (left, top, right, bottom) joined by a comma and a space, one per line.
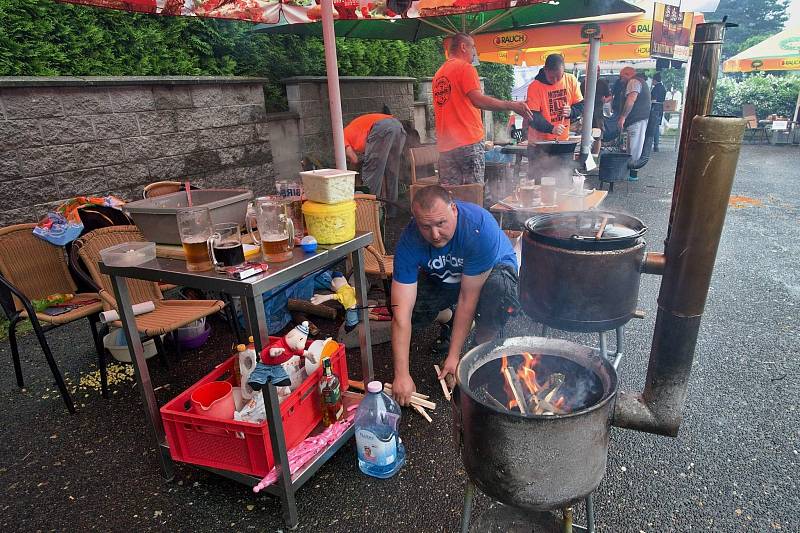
103, 328, 159, 363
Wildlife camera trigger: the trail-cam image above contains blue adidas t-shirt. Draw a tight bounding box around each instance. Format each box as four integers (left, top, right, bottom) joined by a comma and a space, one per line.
393, 200, 518, 285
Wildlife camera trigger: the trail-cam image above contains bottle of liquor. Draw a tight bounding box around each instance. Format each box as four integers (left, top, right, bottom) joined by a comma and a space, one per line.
319, 358, 343, 426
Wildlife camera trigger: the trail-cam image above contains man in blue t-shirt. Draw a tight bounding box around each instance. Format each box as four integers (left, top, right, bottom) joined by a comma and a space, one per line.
390, 185, 519, 406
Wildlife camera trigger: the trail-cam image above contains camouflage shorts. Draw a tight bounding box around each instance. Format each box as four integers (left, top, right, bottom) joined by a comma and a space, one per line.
438, 142, 486, 185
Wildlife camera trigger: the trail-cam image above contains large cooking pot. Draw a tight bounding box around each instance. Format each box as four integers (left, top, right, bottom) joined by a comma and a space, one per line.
453, 337, 618, 511
520, 211, 647, 332
527, 141, 578, 184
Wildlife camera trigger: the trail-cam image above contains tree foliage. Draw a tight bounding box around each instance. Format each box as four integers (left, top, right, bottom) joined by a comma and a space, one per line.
0, 0, 511, 118
712, 74, 800, 118
713, 0, 789, 58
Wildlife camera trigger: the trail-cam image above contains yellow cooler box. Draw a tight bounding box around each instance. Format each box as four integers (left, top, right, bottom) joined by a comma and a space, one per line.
302, 200, 356, 244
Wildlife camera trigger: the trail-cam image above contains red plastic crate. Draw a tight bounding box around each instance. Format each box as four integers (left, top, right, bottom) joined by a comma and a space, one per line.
161, 338, 349, 477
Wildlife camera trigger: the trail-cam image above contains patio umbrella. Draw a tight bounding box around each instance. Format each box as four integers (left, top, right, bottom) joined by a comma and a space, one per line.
723, 26, 800, 123
722, 26, 800, 73
56, 0, 641, 168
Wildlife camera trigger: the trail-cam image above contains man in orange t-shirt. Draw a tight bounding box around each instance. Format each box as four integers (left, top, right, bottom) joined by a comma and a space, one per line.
525, 53, 584, 182
343, 113, 406, 205
433, 33, 532, 189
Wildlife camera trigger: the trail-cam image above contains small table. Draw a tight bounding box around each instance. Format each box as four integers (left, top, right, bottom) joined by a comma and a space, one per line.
490, 190, 609, 228
99, 233, 375, 529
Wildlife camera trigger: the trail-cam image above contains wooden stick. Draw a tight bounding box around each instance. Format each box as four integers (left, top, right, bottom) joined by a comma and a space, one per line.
413, 404, 432, 423
502, 367, 527, 415
433, 364, 452, 401
475, 386, 507, 411
288, 299, 337, 319
348, 380, 365, 391
595, 216, 609, 239
382, 383, 431, 400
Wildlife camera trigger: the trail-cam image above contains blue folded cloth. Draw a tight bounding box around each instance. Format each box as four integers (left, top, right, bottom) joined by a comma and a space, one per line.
247, 362, 291, 390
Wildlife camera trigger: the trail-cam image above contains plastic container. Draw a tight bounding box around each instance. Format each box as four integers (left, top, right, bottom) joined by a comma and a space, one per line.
302, 200, 356, 244
176, 318, 206, 340
124, 189, 253, 245
103, 328, 159, 363
160, 338, 349, 477
176, 321, 211, 350
191, 381, 235, 420
100, 241, 156, 267
300, 169, 357, 204
354, 381, 405, 479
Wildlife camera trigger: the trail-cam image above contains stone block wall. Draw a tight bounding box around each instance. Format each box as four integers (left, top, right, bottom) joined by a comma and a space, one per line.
284, 76, 415, 166
0, 76, 275, 226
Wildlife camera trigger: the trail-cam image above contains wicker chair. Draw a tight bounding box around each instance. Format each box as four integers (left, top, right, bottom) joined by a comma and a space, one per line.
409, 145, 440, 185
354, 194, 394, 302
0, 224, 105, 413
72, 226, 225, 357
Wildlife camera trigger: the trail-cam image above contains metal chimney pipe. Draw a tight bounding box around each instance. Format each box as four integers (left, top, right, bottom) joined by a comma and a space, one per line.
667, 22, 733, 242
612, 20, 747, 436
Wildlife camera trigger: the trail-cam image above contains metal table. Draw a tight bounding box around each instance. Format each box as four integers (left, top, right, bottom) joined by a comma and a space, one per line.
99, 232, 375, 528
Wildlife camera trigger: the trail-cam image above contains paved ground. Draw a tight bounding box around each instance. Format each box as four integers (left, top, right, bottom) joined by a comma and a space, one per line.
1, 144, 798, 532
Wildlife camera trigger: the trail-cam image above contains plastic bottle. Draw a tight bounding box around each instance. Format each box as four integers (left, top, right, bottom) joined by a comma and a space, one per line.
354, 381, 405, 479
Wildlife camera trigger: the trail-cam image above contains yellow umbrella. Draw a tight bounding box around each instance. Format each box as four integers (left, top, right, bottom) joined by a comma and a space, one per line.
723, 26, 800, 73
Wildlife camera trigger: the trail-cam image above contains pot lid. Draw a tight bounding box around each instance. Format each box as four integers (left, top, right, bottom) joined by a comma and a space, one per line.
525, 211, 646, 250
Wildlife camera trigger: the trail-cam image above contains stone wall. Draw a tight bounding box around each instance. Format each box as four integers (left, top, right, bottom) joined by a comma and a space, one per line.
284, 76, 415, 166
263, 111, 302, 181
0, 76, 275, 226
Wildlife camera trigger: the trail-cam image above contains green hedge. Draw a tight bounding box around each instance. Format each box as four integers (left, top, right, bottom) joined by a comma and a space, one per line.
0, 0, 512, 116
712, 75, 800, 119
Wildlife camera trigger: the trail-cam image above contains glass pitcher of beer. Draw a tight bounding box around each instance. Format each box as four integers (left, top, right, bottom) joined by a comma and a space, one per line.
248, 197, 295, 262
177, 207, 213, 271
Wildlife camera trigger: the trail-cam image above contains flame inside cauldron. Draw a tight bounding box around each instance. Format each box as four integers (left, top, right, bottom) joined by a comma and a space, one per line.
468, 353, 605, 416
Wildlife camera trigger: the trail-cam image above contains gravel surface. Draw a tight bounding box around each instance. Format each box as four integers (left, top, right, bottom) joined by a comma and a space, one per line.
1, 145, 798, 532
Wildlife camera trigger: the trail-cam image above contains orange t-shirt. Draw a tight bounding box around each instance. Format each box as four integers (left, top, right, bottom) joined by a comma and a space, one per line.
344, 113, 392, 154
526, 73, 583, 142
432, 58, 484, 152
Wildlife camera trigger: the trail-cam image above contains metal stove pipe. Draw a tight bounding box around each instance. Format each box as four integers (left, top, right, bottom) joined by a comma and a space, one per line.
612, 22, 747, 436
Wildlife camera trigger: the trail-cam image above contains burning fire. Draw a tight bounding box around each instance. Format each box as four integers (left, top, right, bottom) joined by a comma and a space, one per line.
497, 353, 569, 416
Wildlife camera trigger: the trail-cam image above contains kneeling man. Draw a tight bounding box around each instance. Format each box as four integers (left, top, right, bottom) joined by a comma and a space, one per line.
390, 185, 519, 405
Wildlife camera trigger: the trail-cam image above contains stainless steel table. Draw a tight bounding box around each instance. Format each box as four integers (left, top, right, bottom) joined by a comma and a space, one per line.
99, 232, 375, 528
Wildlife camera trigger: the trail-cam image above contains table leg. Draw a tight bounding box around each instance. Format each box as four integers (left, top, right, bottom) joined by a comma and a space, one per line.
351, 247, 374, 383
109, 274, 174, 480
242, 294, 297, 528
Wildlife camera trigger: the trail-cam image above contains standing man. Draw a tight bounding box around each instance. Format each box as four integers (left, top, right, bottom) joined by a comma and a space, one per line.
432, 33, 532, 186
389, 185, 519, 405
650, 73, 667, 152
525, 53, 584, 182
344, 113, 406, 205
616, 66, 651, 181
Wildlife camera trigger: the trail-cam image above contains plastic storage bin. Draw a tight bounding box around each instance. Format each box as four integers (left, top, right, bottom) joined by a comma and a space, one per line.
160, 338, 349, 477
124, 189, 253, 245
300, 169, 356, 204
302, 200, 356, 244
100, 241, 156, 267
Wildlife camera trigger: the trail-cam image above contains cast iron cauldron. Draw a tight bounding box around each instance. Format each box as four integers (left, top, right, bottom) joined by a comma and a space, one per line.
520, 211, 647, 332
452, 337, 618, 511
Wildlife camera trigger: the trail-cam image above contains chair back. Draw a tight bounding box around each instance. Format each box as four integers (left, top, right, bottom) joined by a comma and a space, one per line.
0, 224, 78, 312
143, 181, 182, 199
73, 226, 162, 310
409, 145, 439, 184
354, 194, 387, 256
742, 104, 757, 119
409, 183, 485, 207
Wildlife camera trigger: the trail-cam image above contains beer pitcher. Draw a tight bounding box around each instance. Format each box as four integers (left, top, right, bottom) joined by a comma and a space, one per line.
247, 197, 295, 262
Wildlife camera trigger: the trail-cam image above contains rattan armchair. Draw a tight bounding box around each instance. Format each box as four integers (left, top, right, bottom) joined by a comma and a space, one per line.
72, 226, 225, 358
354, 194, 397, 305
0, 223, 105, 413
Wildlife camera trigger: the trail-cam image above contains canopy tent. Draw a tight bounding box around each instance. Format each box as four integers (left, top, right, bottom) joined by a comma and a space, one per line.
722, 26, 800, 73
56, 0, 641, 168
474, 12, 705, 67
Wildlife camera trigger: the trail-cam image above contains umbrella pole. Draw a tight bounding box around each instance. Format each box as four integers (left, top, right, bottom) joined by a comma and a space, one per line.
322, 0, 347, 170
579, 35, 601, 163
793, 89, 799, 124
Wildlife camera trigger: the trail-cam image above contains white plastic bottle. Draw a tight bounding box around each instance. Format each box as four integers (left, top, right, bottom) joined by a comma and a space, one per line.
354, 381, 405, 479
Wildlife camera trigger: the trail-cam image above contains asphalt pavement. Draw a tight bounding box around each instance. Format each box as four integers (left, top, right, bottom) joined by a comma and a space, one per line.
1, 144, 798, 532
